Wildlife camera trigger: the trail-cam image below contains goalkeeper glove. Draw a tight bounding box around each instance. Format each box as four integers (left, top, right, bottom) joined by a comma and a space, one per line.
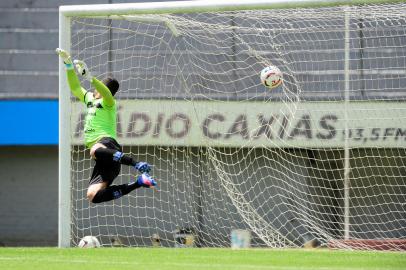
135, 161, 151, 174
55, 48, 73, 69
73, 59, 93, 81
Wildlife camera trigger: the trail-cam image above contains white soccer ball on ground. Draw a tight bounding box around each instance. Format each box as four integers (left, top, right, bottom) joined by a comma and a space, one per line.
260, 65, 283, 89
78, 236, 101, 248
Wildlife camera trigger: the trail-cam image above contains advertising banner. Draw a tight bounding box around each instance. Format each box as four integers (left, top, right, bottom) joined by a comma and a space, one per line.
72, 100, 406, 148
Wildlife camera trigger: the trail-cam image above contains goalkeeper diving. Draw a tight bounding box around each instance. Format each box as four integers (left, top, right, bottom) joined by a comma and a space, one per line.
56, 48, 157, 204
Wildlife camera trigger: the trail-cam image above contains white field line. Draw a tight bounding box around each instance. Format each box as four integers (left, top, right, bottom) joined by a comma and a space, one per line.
0, 256, 280, 270
0, 255, 398, 270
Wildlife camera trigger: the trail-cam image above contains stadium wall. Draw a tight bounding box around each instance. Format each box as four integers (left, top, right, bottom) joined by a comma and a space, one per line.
0, 146, 58, 246
0, 100, 58, 246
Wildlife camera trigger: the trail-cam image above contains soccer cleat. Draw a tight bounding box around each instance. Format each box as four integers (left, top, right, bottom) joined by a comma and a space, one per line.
136, 173, 157, 188
135, 161, 151, 174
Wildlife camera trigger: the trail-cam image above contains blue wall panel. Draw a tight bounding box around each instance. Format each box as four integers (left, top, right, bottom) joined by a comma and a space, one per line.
0, 100, 58, 145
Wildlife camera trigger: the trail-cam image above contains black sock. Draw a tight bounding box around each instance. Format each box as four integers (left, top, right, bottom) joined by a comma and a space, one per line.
91, 182, 141, 203
94, 148, 136, 166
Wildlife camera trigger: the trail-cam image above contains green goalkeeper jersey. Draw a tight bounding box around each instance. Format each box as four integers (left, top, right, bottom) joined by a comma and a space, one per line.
83, 93, 117, 148
65, 68, 117, 148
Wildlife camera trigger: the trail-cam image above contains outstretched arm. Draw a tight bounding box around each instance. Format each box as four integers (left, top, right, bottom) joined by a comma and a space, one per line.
73, 60, 115, 107
91, 77, 115, 107
56, 48, 87, 103
66, 69, 88, 103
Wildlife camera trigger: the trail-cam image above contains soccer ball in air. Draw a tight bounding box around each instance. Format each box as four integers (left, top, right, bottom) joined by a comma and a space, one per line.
78, 236, 101, 248
260, 65, 283, 89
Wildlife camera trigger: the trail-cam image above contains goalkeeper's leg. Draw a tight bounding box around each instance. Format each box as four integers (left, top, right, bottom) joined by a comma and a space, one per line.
88, 178, 154, 204
91, 139, 151, 174
87, 166, 156, 204
87, 137, 156, 203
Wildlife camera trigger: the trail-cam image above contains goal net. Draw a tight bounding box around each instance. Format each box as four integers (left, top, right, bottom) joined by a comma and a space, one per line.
60, 0, 406, 250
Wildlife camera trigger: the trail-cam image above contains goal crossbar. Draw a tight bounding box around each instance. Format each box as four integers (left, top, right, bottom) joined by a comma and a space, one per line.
59, 0, 405, 17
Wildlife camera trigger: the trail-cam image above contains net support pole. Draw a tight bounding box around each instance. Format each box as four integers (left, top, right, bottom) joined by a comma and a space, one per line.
343, 7, 351, 240
58, 11, 72, 248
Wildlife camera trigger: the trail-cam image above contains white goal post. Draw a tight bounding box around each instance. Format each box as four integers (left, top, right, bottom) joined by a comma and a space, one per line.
59, 0, 406, 249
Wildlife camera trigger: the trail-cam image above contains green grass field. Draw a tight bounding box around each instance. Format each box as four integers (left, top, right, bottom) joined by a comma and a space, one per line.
0, 248, 405, 270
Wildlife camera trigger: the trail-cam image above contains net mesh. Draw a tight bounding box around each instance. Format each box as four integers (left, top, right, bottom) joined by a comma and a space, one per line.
69, 3, 406, 249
